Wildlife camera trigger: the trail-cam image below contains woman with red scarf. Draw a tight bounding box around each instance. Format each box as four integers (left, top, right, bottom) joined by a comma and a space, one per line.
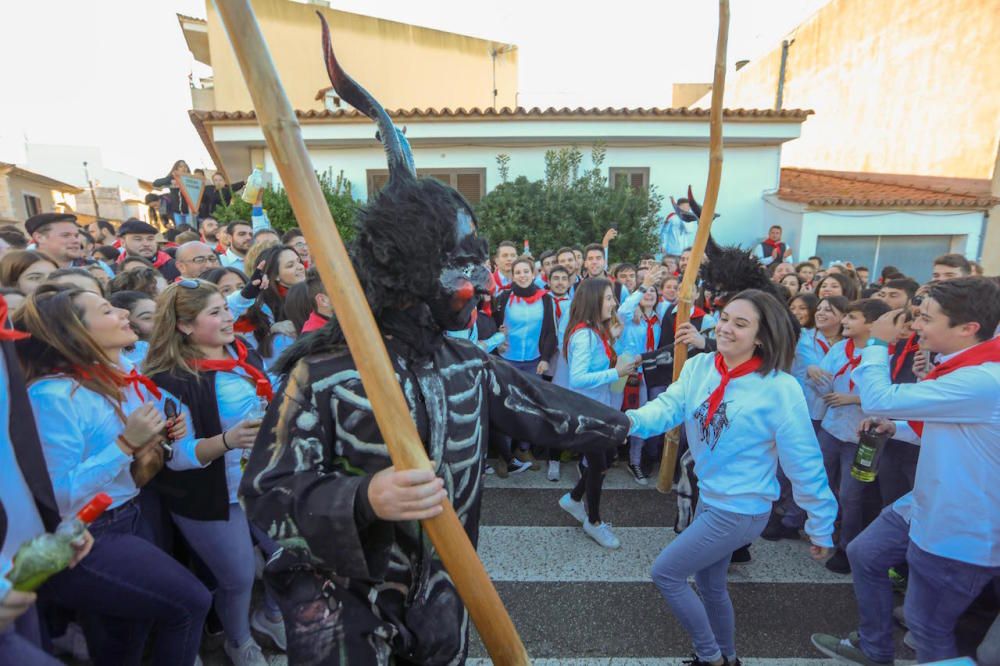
627, 289, 836, 666
491, 256, 557, 470
13, 284, 213, 666
226, 244, 305, 371
558, 278, 639, 549
144, 280, 284, 665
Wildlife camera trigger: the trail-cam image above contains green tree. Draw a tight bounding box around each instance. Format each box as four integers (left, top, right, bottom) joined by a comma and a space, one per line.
211, 169, 360, 242
475, 144, 661, 261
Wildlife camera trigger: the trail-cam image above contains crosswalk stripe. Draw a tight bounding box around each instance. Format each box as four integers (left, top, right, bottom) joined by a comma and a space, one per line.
477, 526, 850, 584
467, 659, 871, 665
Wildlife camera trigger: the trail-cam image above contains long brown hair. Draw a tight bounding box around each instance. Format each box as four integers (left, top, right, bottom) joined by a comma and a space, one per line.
143, 280, 223, 378
0, 249, 58, 287
563, 277, 614, 360
12, 284, 126, 416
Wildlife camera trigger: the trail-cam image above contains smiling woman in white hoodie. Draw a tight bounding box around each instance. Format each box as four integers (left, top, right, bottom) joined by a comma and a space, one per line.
627, 289, 837, 666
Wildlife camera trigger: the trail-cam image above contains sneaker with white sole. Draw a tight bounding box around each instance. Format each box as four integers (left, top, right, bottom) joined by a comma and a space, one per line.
583, 520, 621, 549
547, 460, 560, 482
810, 633, 892, 665
903, 630, 916, 652
251, 607, 287, 651
484, 464, 495, 475
627, 463, 648, 486
224, 638, 268, 666
509, 458, 532, 475
558, 492, 587, 524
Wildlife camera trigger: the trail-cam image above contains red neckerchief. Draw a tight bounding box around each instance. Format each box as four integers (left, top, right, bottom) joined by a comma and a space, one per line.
570, 322, 616, 368
73, 365, 161, 402
276, 283, 289, 298
550, 294, 569, 320
703, 353, 763, 430
908, 337, 1000, 437
492, 270, 512, 292
762, 238, 784, 258
816, 332, 831, 354
671, 304, 707, 331
214, 243, 226, 254
234, 316, 256, 334
123, 368, 162, 402
509, 289, 546, 305
301, 311, 330, 334
643, 312, 660, 352
188, 339, 273, 401
152, 251, 172, 268
834, 339, 861, 390
0, 295, 29, 341
892, 333, 920, 381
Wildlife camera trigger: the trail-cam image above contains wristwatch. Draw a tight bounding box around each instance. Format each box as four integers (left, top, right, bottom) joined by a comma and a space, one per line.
865, 338, 890, 348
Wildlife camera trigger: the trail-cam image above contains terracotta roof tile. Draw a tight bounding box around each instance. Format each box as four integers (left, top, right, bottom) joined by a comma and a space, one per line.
191, 106, 813, 123
778, 167, 998, 209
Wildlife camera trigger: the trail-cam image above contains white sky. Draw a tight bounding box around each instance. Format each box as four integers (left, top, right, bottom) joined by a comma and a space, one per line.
0, 0, 829, 181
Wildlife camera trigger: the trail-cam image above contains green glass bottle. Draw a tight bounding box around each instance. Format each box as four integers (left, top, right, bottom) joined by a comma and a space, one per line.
7, 493, 112, 592
851, 426, 890, 483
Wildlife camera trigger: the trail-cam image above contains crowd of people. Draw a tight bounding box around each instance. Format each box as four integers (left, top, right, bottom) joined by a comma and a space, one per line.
0, 170, 998, 666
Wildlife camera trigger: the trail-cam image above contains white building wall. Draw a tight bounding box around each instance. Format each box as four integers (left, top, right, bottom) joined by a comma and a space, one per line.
262, 142, 785, 250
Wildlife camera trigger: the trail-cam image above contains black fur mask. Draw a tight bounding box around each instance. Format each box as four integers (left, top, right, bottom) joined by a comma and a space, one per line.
699, 236, 779, 309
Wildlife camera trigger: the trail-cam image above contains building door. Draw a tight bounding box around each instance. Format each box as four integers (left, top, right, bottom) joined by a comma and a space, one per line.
815, 235, 953, 283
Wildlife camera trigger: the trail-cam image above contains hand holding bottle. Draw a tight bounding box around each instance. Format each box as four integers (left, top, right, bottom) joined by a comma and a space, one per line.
225, 419, 262, 450
120, 403, 166, 452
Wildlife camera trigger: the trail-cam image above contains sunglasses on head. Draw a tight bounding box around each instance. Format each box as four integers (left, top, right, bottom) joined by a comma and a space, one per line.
178, 279, 203, 289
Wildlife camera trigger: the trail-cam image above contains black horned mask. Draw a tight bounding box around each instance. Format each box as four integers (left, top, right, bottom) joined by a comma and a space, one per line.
318, 13, 490, 331
671, 185, 721, 223
699, 236, 778, 309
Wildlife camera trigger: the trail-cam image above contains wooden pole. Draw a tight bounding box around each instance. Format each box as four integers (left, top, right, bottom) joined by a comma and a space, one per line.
212, 2, 529, 662
657, 0, 730, 494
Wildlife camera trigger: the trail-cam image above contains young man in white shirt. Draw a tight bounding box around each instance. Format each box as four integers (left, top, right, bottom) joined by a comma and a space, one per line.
811, 277, 1000, 666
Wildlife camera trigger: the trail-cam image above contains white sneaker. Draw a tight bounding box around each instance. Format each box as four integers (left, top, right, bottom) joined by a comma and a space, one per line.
251, 607, 287, 651
558, 492, 587, 524
547, 460, 560, 482
224, 638, 268, 666
583, 520, 621, 549
509, 458, 532, 475
485, 464, 495, 475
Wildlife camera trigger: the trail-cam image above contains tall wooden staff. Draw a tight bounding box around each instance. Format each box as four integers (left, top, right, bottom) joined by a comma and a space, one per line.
213, 1, 529, 663
657, 0, 730, 494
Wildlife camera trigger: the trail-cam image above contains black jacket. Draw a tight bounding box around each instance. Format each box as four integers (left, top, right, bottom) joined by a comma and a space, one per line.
149, 340, 266, 521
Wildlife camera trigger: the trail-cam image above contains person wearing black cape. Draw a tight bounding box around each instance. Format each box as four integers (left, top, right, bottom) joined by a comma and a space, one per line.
239, 15, 628, 665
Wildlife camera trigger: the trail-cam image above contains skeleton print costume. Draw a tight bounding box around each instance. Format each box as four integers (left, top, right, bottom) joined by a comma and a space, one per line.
239, 14, 628, 665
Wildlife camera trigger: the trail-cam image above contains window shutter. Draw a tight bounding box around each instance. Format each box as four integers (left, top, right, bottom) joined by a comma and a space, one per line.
630, 172, 645, 189
368, 172, 389, 199
456, 173, 483, 204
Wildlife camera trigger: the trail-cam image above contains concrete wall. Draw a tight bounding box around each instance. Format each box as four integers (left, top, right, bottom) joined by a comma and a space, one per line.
204, 0, 518, 113
696, 0, 1000, 180
258, 142, 785, 250
2, 174, 67, 222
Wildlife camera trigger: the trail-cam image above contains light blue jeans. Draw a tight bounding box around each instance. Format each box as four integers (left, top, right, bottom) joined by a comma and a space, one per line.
651, 502, 770, 661
172, 502, 259, 647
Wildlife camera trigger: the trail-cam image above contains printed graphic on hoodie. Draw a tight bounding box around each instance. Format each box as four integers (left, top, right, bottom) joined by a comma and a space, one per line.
693, 397, 731, 449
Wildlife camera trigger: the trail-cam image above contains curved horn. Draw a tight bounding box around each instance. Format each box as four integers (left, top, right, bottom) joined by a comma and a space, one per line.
687, 185, 702, 218
318, 12, 416, 182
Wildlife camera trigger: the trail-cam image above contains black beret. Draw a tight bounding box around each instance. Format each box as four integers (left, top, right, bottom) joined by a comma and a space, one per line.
118, 219, 159, 236
25, 212, 77, 236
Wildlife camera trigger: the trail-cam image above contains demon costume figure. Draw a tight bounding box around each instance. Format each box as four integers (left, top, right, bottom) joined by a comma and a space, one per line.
239, 15, 628, 665
660, 186, 720, 257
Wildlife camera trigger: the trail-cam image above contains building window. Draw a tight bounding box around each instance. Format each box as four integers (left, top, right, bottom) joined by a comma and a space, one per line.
366, 169, 487, 204
609, 167, 650, 190
23, 194, 42, 218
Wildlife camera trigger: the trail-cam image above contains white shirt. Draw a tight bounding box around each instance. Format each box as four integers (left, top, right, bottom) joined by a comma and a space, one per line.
628, 352, 837, 546
853, 344, 1000, 566
819, 339, 865, 443
28, 361, 206, 518
220, 248, 246, 274
0, 352, 46, 600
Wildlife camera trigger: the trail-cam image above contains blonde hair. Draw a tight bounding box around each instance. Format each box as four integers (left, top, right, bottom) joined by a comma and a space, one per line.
243, 240, 279, 276
143, 280, 223, 378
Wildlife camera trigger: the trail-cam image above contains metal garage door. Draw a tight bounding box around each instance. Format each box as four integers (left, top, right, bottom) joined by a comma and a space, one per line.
815, 235, 953, 283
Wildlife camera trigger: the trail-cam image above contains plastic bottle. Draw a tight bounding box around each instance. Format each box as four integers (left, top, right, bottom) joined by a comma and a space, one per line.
241, 164, 265, 204
7, 494, 113, 591
241, 379, 270, 471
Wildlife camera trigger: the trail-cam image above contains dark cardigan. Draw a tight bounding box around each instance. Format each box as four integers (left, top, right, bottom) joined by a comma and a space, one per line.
149, 340, 266, 521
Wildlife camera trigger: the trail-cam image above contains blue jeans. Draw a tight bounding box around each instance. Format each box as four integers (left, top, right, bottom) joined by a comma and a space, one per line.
817, 427, 866, 550
847, 506, 909, 662
877, 439, 919, 507
904, 541, 1000, 663
172, 502, 259, 647
651, 502, 770, 661
0, 607, 61, 665
41, 500, 211, 666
